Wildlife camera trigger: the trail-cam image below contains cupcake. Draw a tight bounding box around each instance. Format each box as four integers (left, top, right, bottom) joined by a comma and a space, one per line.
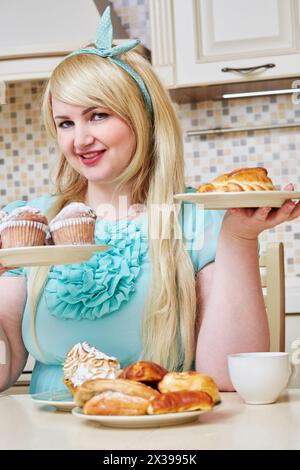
63, 342, 121, 396
49, 202, 97, 245
0, 206, 48, 248
0, 210, 7, 248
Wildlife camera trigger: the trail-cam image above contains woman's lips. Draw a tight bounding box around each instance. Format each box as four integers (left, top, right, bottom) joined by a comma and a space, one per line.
79, 150, 106, 166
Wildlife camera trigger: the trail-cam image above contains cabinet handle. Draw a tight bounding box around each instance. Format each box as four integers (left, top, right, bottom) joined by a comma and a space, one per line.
221, 63, 275, 74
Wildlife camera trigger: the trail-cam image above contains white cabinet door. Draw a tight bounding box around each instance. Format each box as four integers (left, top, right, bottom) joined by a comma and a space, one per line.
0, 0, 99, 81
195, 0, 295, 60
0, 0, 99, 59
150, 0, 300, 87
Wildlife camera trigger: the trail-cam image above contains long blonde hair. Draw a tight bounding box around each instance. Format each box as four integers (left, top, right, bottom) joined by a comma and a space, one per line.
28, 48, 196, 370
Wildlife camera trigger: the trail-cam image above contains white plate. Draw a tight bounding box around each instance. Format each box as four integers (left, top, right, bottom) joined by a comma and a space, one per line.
31, 390, 75, 411
0, 244, 112, 267
72, 407, 208, 428
174, 191, 300, 210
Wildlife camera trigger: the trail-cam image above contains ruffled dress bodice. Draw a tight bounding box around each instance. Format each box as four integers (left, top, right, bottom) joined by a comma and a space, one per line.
45, 219, 148, 321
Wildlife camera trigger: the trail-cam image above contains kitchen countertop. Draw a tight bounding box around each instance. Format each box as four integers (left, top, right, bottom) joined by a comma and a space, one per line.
1, 390, 300, 450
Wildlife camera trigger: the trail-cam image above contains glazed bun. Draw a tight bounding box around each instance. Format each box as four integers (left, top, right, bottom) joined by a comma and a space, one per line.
118, 361, 168, 384
197, 167, 275, 193
147, 390, 213, 415
158, 371, 221, 404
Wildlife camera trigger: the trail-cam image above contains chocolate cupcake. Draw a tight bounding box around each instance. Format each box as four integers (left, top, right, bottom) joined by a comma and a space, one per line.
49, 202, 97, 245
0, 206, 48, 248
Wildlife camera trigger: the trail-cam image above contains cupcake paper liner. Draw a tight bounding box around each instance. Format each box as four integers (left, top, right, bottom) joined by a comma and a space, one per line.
49, 217, 96, 245
0, 220, 48, 248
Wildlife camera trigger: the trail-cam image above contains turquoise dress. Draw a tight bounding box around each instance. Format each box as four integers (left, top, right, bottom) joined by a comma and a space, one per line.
3, 191, 224, 394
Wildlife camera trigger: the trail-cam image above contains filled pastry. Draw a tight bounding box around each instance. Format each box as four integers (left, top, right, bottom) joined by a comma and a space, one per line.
72, 354, 221, 416
83, 390, 150, 416
118, 360, 168, 385
147, 390, 213, 414
63, 342, 120, 395
158, 371, 221, 404
197, 167, 275, 193
74, 378, 160, 415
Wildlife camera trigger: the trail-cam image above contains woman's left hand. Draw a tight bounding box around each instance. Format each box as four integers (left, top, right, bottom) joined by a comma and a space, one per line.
221, 183, 300, 240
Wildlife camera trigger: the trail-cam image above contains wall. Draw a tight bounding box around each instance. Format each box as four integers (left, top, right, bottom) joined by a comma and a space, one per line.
0, 0, 300, 279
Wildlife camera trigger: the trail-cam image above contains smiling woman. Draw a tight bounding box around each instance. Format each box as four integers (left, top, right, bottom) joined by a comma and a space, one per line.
1, 7, 300, 396
52, 98, 136, 183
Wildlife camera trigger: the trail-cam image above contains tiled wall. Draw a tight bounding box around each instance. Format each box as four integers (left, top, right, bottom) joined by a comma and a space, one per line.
0, 81, 56, 201
112, 0, 151, 49
0, 0, 300, 278
178, 96, 300, 277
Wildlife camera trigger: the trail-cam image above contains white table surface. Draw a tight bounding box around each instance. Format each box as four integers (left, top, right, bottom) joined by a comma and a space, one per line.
1, 390, 300, 450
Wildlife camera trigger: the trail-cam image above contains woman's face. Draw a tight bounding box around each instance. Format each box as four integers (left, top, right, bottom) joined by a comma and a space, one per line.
52, 97, 136, 184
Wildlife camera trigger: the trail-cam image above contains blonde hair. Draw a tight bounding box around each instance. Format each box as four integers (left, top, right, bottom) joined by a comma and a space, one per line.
28, 48, 196, 370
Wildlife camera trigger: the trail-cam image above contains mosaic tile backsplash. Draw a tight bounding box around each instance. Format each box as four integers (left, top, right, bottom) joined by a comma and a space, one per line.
0, 0, 300, 278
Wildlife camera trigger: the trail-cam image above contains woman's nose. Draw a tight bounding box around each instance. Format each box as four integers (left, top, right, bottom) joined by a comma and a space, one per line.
74, 126, 95, 149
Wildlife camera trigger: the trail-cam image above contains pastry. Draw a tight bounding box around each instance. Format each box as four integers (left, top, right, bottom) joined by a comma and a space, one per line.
158, 371, 221, 404
63, 342, 120, 395
0, 206, 48, 248
118, 361, 168, 385
147, 390, 213, 414
74, 378, 160, 408
83, 390, 149, 416
49, 202, 97, 245
197, 167, 275, 193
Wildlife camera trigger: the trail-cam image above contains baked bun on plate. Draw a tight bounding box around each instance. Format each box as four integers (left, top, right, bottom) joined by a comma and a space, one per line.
197, 167, 275, 193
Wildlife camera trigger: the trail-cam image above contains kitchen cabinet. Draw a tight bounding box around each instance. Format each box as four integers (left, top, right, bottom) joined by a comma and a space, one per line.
0, 0, 127, 82
150, 0, 300, 88
0, 0, 99, 81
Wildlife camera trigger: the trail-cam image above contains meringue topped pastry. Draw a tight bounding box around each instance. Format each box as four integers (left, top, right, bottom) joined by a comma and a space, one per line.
63, 342, 121, 395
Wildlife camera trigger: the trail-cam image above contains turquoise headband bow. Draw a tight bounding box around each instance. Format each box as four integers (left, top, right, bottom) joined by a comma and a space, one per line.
65, 6, 154, 119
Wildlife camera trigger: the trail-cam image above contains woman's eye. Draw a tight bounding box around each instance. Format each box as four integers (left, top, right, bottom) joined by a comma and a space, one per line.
57, 112, 108, 129
58, 120, 73, 129
92, 112, 108, 121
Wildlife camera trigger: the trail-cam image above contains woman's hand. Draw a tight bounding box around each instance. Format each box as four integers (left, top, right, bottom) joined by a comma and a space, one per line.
0, 264, 18, 276
0, 264, 10, 276
221, 183, 300, 240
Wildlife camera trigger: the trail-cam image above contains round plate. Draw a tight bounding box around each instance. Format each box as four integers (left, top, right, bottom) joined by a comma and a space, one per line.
0, 244, 112, 267
174, 191, 300, 210
31, 390, 74, 411
72, 407, 208, 428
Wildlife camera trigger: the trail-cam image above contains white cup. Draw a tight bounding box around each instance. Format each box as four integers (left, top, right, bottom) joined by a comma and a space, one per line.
227, 352, 294, 405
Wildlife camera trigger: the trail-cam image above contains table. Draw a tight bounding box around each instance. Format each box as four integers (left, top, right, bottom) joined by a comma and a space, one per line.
1, 390, 300, 450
